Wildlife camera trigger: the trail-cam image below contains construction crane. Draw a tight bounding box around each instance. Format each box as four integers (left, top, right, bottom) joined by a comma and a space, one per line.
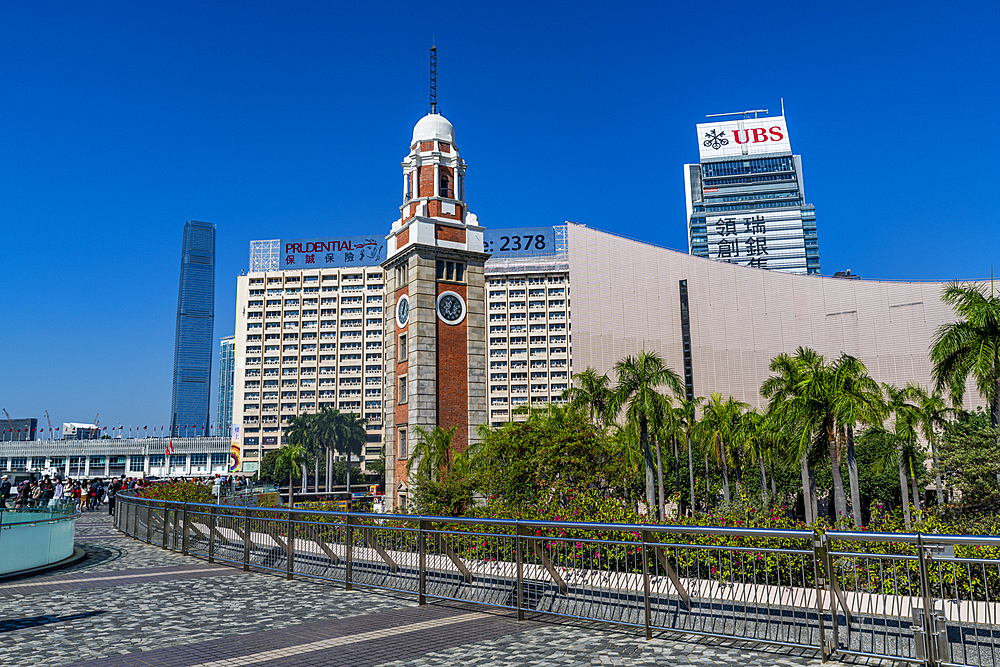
45, 410, 54, 440
93, 413, 100, 438
2, 408, 14, 442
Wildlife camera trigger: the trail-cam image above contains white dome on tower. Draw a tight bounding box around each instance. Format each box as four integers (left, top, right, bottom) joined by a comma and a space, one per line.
412, 113, 455, 146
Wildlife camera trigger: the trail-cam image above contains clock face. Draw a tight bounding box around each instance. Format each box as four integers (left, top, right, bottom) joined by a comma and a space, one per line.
396, 296, 409, 327
436, 292, 466, 325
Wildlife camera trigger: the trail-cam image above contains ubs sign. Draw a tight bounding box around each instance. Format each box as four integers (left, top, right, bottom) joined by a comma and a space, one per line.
696, 115, 792, 161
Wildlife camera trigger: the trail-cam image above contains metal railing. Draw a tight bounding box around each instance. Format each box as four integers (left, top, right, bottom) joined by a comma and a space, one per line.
114, 492, 1000, 667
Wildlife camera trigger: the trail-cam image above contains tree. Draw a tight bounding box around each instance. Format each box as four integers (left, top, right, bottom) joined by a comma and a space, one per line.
652, 399, 679, 520
673, 396, 703, 515
566, 368, 613, 426
883, 383, 926, 529
832, 353, 886, 527
935, 409, 1000, 505
337, 412, 367, 497
476, 404, 629, 509
741, 409, 781, 506
285, 413, 318, 494
697, 393, 747, 505
914, 386, 951, 506
931, 281, 1000, 428
407, 425, 477, 516
762, 351, 819, 523
312, 408, 344, 492
609, 351, 684, 521
274, 444, 305, 507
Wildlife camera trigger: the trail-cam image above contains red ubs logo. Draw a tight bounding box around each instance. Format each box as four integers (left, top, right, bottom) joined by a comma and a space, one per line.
732, 126, 784, 145
704, 126, 785, 150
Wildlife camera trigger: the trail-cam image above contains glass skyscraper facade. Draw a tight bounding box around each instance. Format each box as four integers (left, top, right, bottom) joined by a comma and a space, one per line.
685, 114, 819, 275
170, 220, 216, 437
217, 335, 235, 433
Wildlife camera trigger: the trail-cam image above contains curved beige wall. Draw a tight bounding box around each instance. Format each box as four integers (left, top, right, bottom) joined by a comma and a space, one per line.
568, 223, 987, 412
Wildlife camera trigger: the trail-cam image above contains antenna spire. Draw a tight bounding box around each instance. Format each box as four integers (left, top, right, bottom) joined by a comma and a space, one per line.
429, 42, 438, 114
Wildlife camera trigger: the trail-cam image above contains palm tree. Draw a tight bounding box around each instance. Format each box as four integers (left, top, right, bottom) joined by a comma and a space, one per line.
674, 396, 703, 515
337, 412, 367, 498
312, 408, 343, 492
697, 393, 747, 505
884, 383, 924, 528
762, 351, 819, 523
566, 368, 613, 426
914, 386, 951, 506
652, 402, 678, 521
741, 409, 781, 506
931, 281, 1000, 428
408, 425, 459, 482
274, 444, 305, 507
832, 353, 886, 528
609, 351, 684, 521
285, 413, 316, 493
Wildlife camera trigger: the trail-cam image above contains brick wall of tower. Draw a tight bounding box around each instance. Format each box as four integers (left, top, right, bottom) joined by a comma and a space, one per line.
393, 282, 410, 498
418, 166, 434, 197
436, 282, 469, 452
435, 225, 466, 243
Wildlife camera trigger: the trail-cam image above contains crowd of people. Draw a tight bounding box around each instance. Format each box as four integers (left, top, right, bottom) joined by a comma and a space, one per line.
0, 474, 149, 515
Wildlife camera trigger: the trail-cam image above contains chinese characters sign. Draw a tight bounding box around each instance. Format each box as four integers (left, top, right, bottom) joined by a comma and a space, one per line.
696, 115, 792, 161
280, 236, 386, 269
483, 227, 558, 258
706, 210, 805, 272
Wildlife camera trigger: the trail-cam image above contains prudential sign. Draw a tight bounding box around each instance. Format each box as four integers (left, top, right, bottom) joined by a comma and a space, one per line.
696, 115, 792, 161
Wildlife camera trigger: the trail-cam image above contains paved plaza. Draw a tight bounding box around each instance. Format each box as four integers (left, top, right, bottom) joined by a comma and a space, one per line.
0, 512, 890, 667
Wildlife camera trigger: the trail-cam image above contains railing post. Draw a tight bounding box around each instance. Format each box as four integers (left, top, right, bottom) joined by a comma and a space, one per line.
515, 523, 525, 621
812, 529, 829, 662
161, 502, 169, 549
145, 500, 152, 544
418, 518, 428, 605
915, 533, 940, 667
181, 504, 190, 555
642, 529, 652, 640
823, 533, 840, 654
285, 509, 294, 580
208, 505, 217, 562
345, 512, 354, 591
243, 506, 252, 572
130, 497, 137, 537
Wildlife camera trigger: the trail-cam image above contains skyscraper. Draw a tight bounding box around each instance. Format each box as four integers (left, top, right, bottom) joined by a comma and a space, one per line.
170, 220, 216, 437
218, 335, 235, 433
684, 111, 819, 275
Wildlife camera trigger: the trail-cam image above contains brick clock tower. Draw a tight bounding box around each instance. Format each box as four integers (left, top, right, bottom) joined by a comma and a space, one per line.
381, 102, 488, 511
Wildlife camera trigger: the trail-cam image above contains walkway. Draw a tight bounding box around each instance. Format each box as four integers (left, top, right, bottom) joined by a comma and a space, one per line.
0, 512, 878, 666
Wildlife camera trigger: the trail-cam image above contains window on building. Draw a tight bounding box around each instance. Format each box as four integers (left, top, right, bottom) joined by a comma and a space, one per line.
398, 426, 407, 459
398, 334, 407, 361
399, 375, 407, 404
440, 169, 453, 198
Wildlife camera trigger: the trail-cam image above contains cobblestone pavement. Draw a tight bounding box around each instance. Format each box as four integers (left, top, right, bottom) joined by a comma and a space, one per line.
0, 511, 892, 667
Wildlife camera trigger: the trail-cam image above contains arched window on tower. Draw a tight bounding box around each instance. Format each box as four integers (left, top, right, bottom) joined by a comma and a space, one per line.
439, 169, 454, 199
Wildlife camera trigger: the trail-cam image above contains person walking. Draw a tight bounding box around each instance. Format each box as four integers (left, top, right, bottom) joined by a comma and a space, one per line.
107, 478, 120, 516
0, 475, 10, 509
54, 477, 65, 500
80, 482, 90, 512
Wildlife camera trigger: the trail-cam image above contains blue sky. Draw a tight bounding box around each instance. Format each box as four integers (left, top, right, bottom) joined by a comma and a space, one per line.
2, 0, 998, 432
